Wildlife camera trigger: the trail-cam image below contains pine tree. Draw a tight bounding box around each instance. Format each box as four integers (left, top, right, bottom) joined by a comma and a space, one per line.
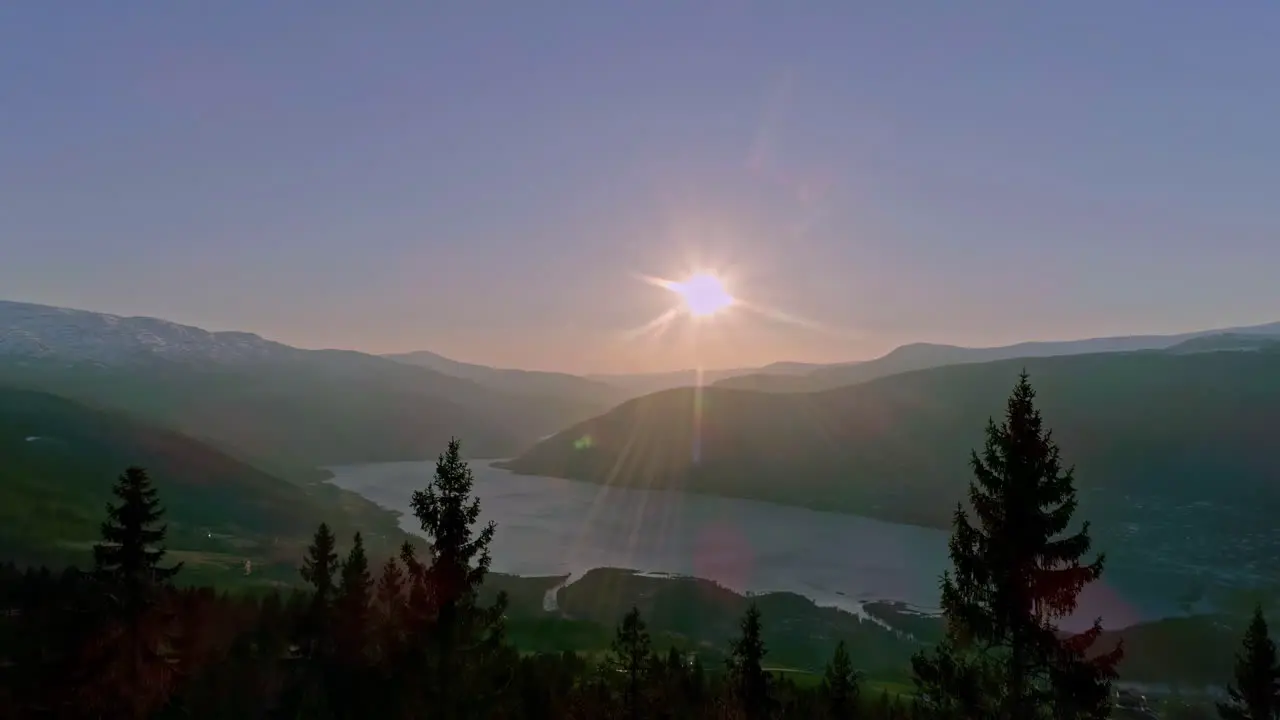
374, 555, 405, 660
609, 606, 653, 720
376, 555, 404, 613
298, 522, 339, 656
664, 645, 684, 678
287, 523, 341, 719
301, 523, 340, 608
410, 438, 508, 720
821, 640, 859, 719
93, 466, 182, 616
330, 535, 374, 720
911, 371, 1122, 719
85, 467, 183, 718
398, 539, 430, 629
1218, 606, 1280, 720
727, 602, 772, 720
378, 540, 432, 717
336, 532, 373, 659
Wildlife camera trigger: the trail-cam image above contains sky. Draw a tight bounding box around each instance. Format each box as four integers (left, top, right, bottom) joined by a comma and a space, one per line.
2, 3, 1278, 374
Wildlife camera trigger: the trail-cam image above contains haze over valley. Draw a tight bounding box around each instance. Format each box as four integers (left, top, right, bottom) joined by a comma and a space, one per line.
5, 298, 1279, 624
5, 294, 1279, 709
5, 4, 1280, 717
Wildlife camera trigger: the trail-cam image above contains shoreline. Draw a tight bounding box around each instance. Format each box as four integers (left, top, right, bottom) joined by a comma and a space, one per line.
327, 459, 1216, 633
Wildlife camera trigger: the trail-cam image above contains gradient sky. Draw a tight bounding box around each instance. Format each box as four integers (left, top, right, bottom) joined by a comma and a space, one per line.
3, 4, 1278, 373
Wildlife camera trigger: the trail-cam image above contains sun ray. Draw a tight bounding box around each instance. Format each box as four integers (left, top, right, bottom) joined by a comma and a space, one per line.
617, 307, 681, 342
733, 299, 843, 336
618, 262, 854, 364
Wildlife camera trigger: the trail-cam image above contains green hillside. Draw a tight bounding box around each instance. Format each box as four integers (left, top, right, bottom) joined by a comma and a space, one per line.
0, 386, 414, 582
0, 353, 607, 472
500, 348, 1280, 578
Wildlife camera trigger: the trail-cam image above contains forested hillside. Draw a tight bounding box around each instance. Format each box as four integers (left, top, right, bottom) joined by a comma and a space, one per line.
503, 349, 1280, 534
0, 386, 409, 581
2, 376, 1272, 718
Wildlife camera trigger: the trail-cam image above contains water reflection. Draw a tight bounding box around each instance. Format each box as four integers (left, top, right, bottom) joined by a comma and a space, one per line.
328, 459, 1189, 629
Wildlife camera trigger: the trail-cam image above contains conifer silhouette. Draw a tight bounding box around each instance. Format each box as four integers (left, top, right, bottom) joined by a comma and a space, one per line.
912, 371, 1121, 719
727, 602, 772, 720
821, 639, 860, 719
410, 438, 508, 719
93, 466, 182, 615
336, 532, 372, 659
86, 466, 182, 718
1219, 605, 1280, 720
609, 606, 653, 720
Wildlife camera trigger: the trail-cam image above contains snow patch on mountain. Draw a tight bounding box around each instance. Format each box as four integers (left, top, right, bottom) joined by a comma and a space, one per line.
0, 300, 301, 365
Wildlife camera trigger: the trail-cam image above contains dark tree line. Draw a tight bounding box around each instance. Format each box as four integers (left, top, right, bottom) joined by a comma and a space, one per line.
0, 376, 1269, 718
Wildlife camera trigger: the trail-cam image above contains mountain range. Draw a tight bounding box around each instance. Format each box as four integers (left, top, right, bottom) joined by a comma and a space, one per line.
6, 297, 1280, 478
582, 364, 817, 396
0, 300, 617, 471
385, 349, 630, 409
713, 320, 1280, 393
6, 296, 1280, 605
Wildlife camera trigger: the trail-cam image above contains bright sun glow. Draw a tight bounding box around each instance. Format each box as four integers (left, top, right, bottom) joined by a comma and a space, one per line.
625, 264, 828, 343
627, 262, 829, 343
668, 273, 735, 318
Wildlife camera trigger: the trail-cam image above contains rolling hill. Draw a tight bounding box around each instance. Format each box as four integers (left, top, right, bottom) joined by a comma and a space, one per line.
0, 386, 413, 579
500, 347, 1280, 583
385, 349, 629, 410
714, 321, 1280, 393
583, 364, 817, 397
0, 300, 610, 468
1163, 332, 1280, 354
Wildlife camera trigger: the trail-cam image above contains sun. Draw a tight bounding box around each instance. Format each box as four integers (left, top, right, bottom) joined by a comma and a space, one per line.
626, 263, 826, 342
670, 273, 735, 318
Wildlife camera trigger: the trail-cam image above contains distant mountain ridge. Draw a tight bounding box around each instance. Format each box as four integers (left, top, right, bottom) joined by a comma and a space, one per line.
8, 297, 1280, 474
714, 321, 1280, 392
1162, 332, 1280, 354
0, 300, 300, 365
385, 349, 628, 408
581, 362, 824, 397
389, 320, 1280, 398
384, 351, 822, 400
0, 300, 610, 468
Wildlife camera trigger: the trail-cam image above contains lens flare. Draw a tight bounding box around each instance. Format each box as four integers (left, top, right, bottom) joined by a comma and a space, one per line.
621, 266, 836, 344
668, 273, 736, 318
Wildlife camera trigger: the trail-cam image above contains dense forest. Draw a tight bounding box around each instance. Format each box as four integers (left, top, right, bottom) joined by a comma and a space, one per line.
1, 374, 1276, 719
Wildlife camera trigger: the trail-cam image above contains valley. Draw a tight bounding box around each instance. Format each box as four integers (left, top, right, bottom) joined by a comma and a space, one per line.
500, 348, 1280, 589
327, 458, 1231, 627
0, 384, 421, 585
325, 458, 1272, 691
2, 298, 1279, 708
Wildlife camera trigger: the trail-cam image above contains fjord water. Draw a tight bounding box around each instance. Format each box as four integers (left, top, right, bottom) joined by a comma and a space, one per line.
328, 460, 1189, 628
